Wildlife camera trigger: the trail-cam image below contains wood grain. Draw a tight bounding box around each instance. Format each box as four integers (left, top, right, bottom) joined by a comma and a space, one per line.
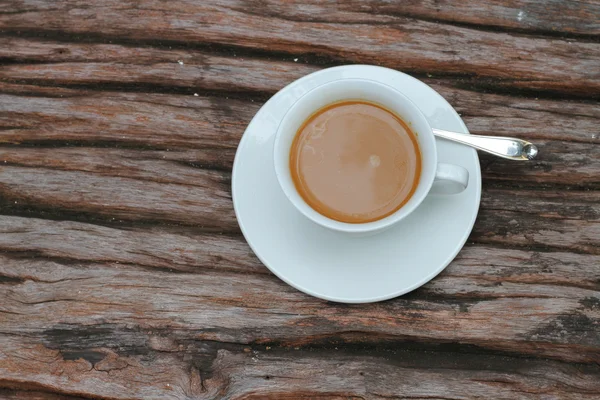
1, 1, 599, 398
2, 0, 599, 36
1, 156, 599, 250
267, 0, 600, 36
1, 244, 600, 398
3, 334, 599, 400
1, 2, 599, 97
1, 143, 599, 252
1, 216, 599, 363
2, 335, 600, 400
1, 86, 598, 187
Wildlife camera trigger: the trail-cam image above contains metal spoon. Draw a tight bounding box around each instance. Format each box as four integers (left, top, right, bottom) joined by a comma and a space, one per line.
433, 128, 538, 160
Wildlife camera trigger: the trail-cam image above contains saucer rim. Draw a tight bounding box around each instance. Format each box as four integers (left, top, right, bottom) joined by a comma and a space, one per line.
232, 65, 482, 303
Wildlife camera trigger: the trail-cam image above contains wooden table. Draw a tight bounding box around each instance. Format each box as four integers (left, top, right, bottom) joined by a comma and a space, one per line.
1, 1, 599, 399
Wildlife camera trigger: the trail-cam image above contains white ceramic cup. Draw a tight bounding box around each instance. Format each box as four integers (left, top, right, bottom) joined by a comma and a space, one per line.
274, 78, 469, 235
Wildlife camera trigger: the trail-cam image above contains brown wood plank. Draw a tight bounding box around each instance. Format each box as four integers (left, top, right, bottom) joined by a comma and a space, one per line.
1, 149, 598, 251
1, 204, 599, 285
1, 37, 598, 139
478, 139, 599, 188
1, 86, 598, 188
2, 334, 599, 400
1, 3, 599, 97
245, 0, 600, 36
1, 217, 599, 364
0, 89, 256, 150
0, 217, 259, 274
1, 36, 598, 144
0, 37, 313, 96
0, 164, 236, 231
428, 82, 600, 145
1, 37, 599, 142
0, 225, 596, 301
2, 0, 598, 36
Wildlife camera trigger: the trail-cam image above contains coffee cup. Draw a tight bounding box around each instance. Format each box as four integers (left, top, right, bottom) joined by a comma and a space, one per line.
274, 78, 469, 235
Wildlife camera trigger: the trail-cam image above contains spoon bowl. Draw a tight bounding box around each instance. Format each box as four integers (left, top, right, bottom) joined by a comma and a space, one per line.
432, 128, 538, 160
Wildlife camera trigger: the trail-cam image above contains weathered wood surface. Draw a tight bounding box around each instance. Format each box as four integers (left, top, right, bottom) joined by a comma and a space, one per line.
2, 1, 600, 97
1, 1, 599, 399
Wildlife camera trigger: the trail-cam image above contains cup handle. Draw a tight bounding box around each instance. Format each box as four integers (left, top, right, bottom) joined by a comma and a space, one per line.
430, 163, 469, 195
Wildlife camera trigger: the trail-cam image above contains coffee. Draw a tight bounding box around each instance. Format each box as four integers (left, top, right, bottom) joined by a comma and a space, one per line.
289, 101, 421, 223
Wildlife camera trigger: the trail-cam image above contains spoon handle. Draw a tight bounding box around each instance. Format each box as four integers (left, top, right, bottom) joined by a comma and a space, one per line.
432, 128, 538, 161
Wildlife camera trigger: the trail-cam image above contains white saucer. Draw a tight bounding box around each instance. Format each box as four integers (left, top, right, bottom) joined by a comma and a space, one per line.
232, 65, 481, 303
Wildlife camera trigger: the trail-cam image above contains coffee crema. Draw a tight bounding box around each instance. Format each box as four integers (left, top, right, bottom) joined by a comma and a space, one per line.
289, 101, 421, 223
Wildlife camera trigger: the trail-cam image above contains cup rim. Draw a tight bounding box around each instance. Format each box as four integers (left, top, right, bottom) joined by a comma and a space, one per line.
273, 78, 437, 233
